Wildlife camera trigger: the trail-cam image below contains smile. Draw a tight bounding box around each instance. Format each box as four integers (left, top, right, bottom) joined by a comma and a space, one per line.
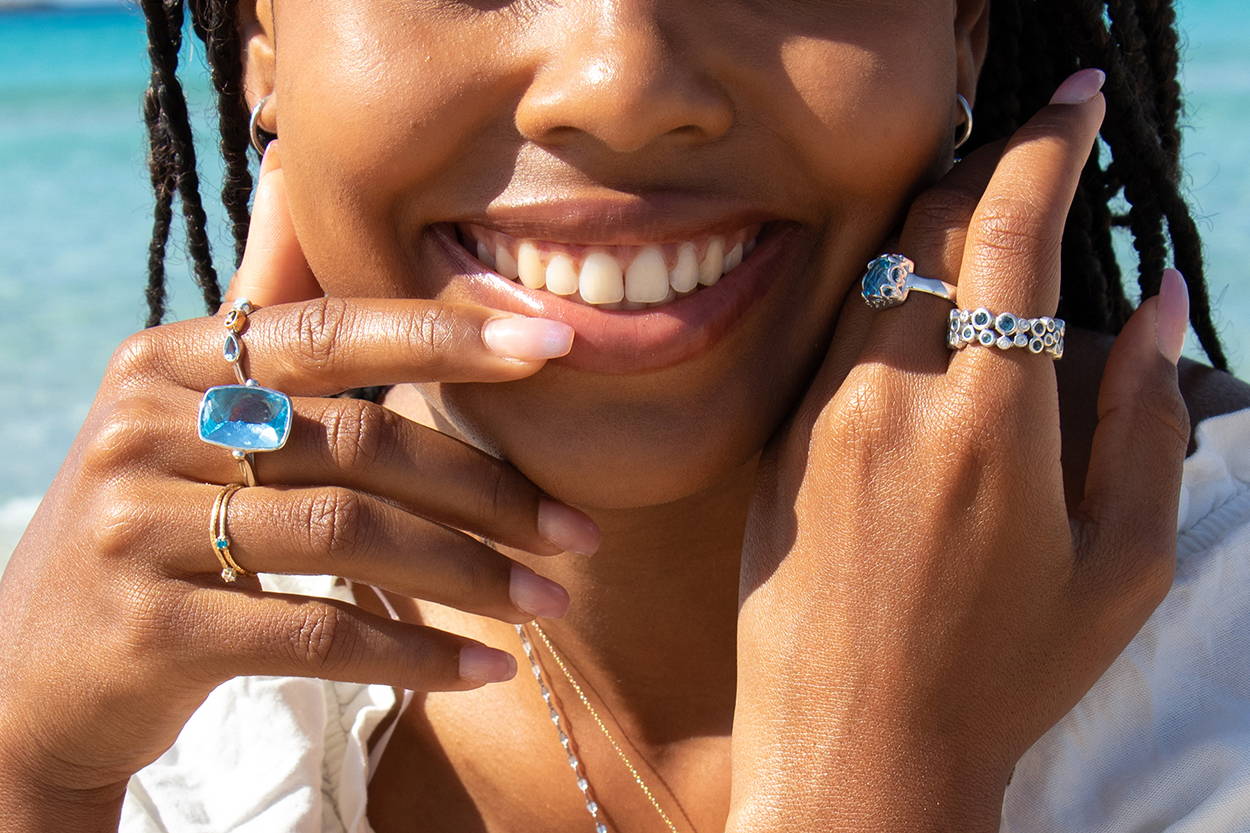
454, 223, 763, 310
427, 212, 804, 375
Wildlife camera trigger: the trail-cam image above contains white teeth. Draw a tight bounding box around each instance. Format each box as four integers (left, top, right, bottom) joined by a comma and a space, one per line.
699, 237, 725, 286
579, 251, 625, 304
624, 246, 669, 303
461, 224, 765, 309
495, 244, 519, 280
545, 253, 579, 295
670, 242, 699, 292
476, 240, 495, 269
516, 241, 545, 289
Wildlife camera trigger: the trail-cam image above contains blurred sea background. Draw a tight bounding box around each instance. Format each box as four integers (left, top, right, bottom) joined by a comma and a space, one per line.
1, 0, 1248, 564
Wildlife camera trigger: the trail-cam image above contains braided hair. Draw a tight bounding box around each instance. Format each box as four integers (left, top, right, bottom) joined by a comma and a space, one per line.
139, 0, 1229, 378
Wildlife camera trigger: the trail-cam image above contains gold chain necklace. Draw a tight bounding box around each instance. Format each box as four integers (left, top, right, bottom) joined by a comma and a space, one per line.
515, 620, 691, 833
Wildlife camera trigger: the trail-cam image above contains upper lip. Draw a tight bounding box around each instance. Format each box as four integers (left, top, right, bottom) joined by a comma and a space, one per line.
441, 192, 788, 245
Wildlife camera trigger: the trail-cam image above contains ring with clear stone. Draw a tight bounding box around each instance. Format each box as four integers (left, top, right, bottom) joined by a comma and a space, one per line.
946, 307, 1065, 358
196, 298, 293, 488
209, 483, 251, 583
860, 253, 958, 310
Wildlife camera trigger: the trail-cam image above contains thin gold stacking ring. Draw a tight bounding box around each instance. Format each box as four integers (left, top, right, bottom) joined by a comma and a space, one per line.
209, 483, 251, 583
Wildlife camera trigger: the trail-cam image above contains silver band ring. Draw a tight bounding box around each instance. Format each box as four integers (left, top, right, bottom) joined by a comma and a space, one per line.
947, 307, 1065, 359
861, 254, 958, 310
197, 298, 294, 488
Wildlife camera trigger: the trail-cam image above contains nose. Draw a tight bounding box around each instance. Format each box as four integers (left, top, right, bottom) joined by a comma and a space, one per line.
515, 2, 734, 154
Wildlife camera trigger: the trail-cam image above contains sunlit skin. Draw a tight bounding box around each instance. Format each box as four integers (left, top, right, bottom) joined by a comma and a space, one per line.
6, 1, 1250, 831
234, 1, 981, 827
223, 2, 1250, 831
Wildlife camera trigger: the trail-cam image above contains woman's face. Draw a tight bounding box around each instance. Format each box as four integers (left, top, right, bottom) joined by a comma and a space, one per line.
245, 0, 987, 509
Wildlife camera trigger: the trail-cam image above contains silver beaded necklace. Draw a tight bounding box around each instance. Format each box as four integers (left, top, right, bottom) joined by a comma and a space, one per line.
514, 621, 690, 833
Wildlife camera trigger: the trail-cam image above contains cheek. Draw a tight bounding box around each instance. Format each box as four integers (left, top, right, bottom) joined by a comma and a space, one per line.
779, 33, 954, 208
270, 6, 513, 294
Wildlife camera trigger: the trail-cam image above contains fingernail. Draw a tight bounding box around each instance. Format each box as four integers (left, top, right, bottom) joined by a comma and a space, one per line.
1156, 268, 1189, 364
510, 565, 570, 618
259, 139, 279, 177
482, 316, 574, 362
1050, 68, 1106, 105
459, 643, 517, 684
537, 498, 602, 555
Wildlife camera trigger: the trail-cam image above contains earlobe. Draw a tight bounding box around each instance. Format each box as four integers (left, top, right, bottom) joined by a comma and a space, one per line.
954, 0, 991, 106
236, 0, 276, 112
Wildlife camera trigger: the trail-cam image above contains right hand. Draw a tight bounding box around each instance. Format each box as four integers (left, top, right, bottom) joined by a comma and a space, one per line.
0, 143, 600, 800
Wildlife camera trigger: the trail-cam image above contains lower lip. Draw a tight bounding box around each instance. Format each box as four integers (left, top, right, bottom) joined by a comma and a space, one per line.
427, 222, 803, 374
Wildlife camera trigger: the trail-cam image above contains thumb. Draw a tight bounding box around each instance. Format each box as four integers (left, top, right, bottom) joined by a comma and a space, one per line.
219, 141, 322, 312
1073, 268, 1191, 621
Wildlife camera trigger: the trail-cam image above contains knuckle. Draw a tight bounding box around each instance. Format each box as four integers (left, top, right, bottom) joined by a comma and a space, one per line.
322, 401, 395, 472
407, 304, 459, 358
91, 486, 159, 561
303, 487, 369, 562
971, 196, 1059, 260
287, 602, 351, 671
907, 185, 981, 240
1135, 379, 1192, 449
291, 297, 353, 373
473, 465, 511, 528
81, 399, 162, 476
107, 330, 166, 382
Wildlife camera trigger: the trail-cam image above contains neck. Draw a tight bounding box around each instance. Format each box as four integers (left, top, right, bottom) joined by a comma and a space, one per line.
382, 383, 749, 755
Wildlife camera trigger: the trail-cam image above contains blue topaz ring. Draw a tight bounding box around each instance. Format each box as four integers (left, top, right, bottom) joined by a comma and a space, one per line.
209, 483, 250, 583
861, 253, 958, 310
946, 307, 1065, 359
197, 298, 293, 487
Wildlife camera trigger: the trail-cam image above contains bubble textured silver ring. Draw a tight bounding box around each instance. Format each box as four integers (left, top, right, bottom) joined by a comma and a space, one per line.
947, 307, 1065, 359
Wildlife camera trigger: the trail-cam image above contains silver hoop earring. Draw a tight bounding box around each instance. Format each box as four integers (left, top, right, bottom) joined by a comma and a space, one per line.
249, 94, 276, 158
954, 93, 974, 151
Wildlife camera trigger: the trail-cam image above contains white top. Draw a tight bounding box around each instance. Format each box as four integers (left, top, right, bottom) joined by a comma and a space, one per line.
121, 407, 1250, 833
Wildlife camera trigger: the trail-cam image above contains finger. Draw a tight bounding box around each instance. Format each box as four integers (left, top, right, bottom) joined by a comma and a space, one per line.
179, 584, 518, 689
163, 389, 601, 556
858, 142, 1006, 375
953, 68, 1107, 346
1071, 269, 1190, 624
220, 141, 323, 311
121, 295, 576, 393
165, 482, 572, 624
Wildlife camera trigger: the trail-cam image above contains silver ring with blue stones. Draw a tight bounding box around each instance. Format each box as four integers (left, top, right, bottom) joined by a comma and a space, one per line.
860, 253, 958, 310
197, 298, 293, 487
946, 307, 1065, 359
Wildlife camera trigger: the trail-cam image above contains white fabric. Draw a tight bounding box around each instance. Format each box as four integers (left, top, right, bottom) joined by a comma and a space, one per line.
121, 407, 1250, 832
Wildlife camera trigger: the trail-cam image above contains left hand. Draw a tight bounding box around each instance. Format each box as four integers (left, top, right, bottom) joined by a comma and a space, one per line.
727, 69, 1191, 831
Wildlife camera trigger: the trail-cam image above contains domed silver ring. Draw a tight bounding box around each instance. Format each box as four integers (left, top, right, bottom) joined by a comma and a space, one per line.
860, 253, 958, 310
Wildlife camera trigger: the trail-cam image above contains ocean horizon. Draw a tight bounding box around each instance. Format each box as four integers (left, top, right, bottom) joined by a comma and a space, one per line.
2, 2, 1248, 563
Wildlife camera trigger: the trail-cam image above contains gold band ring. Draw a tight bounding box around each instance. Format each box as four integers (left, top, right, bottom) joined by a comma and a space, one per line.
209, 483, 251, 583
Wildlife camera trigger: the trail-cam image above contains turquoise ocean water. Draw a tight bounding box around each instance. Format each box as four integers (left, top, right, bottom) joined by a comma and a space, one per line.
1, 2, 1248, 559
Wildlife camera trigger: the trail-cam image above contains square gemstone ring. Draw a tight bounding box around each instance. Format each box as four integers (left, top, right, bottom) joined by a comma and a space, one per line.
198, 383, 293, 452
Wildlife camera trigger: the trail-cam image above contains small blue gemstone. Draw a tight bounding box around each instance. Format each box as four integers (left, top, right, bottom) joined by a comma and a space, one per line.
214, 537, 229, 549
198, 384, 292, 451
861, 255, 907, 306
223, 333, 242, 363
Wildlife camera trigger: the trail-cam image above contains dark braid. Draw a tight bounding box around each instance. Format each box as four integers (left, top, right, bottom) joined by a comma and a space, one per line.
140, 0, 222, 321
138, 0, 1229, 376
189, 0, 254, 267
968, 0, 1228, 370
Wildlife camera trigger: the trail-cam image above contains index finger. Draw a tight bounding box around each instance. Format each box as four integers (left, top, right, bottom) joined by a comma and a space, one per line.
129, 296, 576, 395
955, 68, 1107, 320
